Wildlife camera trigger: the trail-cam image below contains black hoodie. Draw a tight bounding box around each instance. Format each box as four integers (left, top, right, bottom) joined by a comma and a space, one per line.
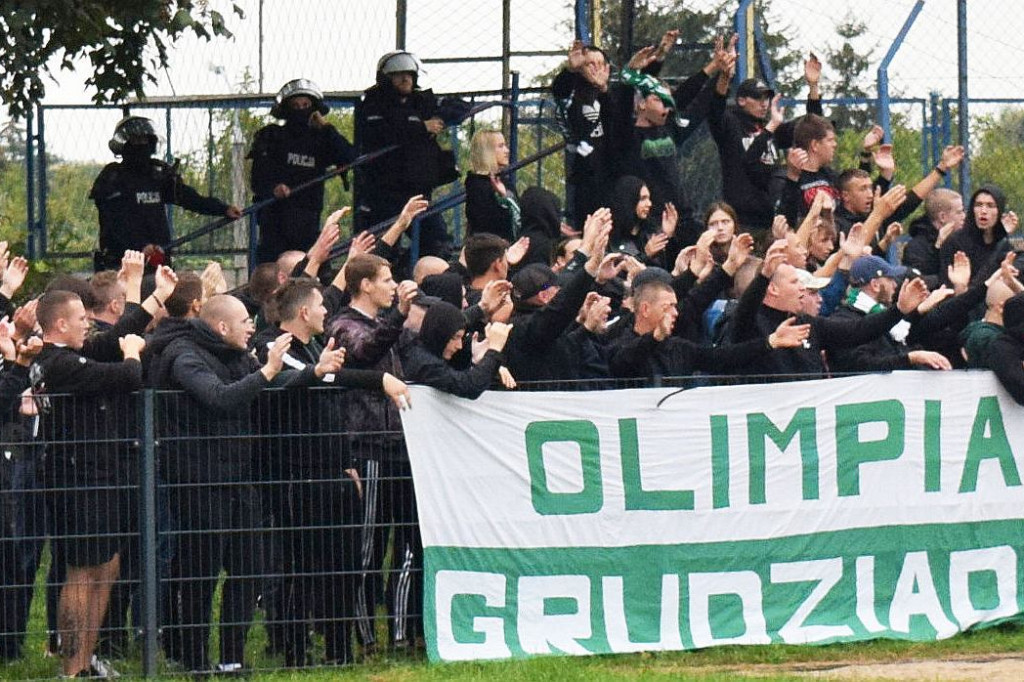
986, 292, 1024, 404
519, 187, 563, 267
939, 185, 1012, 287
157, 319, 317, 484
903, 213, 942, 288
610, 175, 672, 268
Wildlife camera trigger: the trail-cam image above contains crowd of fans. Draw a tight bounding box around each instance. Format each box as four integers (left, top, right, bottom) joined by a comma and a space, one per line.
2, 31, 1024, 680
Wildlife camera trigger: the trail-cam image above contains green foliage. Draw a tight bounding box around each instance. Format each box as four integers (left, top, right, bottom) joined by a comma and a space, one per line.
970, 108, 1024, 211
0, 0, 244, 119
824, 11, 875, 131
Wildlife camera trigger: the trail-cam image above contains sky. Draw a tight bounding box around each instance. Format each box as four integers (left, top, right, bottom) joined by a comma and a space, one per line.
10, 0, 1024, 163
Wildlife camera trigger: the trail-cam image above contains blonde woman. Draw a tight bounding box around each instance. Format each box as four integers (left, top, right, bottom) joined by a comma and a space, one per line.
464, 129, 520, 241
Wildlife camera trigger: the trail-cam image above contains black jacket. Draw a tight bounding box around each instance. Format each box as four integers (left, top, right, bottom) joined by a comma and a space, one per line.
248, 120, 355, 210
464, 172, 520, 241
608, 325, 768, 379
519, 187, 563, 267
90, 158, 229, 258
32, 304, 152, 485
252, 325, 384, 477
155, 319, 316, 484
505, 266, 595, 382
730, 273, 905, 377
903, 214, 942, 288
987, 293, 1024, 404
402, 341, 502, 399
326, 305, 406, 448
939, 185, 1012, 287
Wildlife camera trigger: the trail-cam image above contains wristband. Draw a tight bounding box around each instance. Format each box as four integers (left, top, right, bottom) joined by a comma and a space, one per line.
934, 165, 948, 177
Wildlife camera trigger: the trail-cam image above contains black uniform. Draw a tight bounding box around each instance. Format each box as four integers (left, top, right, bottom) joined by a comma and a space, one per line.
249, 120, 355, 264
355, 74, 467, 259
90, 158, 230, 271
939, 186, 1013, 288
153, 319, 317, 671
252, 326, 383, 665
326, 305, 420, 647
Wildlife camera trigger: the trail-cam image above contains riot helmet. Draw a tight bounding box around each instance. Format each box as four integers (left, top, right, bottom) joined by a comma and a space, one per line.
108, 116, 158, 156
270, 78, 330, 119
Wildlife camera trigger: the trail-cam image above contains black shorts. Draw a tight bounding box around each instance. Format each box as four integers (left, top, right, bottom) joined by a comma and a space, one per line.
49, 484, 132, 568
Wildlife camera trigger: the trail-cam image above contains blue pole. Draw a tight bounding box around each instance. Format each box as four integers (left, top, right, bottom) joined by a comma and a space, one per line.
751, 11, 775, 90
929, 92, 941, 168
957, 0, 970, 197
409, 216, 421, 266
920, 100, 929, 179
25, 105, 36, 260
876, 0, 924, 143
574, 0, 591, 44
38, 105, 48, 256
941, 99, 953, 189
734, 0, 753, 84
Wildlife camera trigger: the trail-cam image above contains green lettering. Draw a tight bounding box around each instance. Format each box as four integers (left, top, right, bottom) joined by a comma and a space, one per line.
924, 400, 942, 493
836, 400, 905, 496
525, 420, 604, 515
746, 408, 819, 504
711, 415, 730, 509
620, 418, 694, 510
959, 396, 1021, 492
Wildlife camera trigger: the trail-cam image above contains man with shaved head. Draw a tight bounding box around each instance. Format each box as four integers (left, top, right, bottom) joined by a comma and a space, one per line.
155, 293, 344, 675
411, 255, 449, 284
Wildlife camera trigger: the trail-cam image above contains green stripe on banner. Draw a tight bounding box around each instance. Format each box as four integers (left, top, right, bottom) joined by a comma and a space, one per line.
424, 519, 1024, 662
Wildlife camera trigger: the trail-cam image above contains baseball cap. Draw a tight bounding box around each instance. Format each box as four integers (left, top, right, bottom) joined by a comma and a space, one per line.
795, 268, 831, 290
848, 255, 907, 286
512, 263, 558, 304
736, 78, 775, 99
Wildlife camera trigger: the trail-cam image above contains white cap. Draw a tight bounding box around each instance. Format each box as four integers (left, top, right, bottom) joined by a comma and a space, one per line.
795, 268, 830, 290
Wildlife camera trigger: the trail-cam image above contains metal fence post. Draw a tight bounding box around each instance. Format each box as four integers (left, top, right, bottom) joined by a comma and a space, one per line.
138, 389, 159, 678
26, 105, 37, 260
734, 0, 754, 84
165, 107, 175, 242
409, 216, 422, 268
38, 105, 48, 257
575, 0, 591, 44
876, 0, 924, 144
957, 0, 971, 198
509, 71, 521, 191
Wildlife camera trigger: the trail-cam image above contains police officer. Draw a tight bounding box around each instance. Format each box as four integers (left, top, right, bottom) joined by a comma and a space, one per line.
249, 79, 356, 265
356, 52, 470, 261
90, 116, 241, 272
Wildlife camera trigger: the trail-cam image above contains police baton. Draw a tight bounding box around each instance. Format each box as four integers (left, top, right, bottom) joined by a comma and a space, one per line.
162, 144, 400, 253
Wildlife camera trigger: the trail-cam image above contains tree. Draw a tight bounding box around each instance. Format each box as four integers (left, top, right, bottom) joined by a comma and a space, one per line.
0, 1, 243, 119
823, 12, 875, 131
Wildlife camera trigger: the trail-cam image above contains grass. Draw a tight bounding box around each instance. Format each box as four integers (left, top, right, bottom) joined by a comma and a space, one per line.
7, 550, 1024, 680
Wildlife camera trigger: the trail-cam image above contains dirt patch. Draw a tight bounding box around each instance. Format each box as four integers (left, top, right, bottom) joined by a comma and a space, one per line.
747, 653, 1024, 681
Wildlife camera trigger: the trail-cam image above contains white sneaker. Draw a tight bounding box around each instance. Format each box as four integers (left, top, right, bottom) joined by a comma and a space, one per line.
89, 655, 120, 679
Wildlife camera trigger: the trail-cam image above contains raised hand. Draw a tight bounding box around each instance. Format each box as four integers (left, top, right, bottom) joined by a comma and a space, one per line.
11, 299, 37, 340
878, 222, 902, 251
947, 250, 972, 293
627, 45, 659, 71
262, 332, 294, 379
918, 285, 954, 315
1002, 210, 1019, 234
871, 184, 908, 221
771, 214, 791, 241
672, 245, 696, 278
873, 144, 895, 176
153, 265, 179, 302
804, 51, 822, 87
567, 40, 585, 72
939, 145, 965, 172
655, 29, 679, 61
506, 236, 530, 266
314, 337, 346, 377
768, 317, 811, 348
581, 207, 612, 256
484, 321, 513, 352
201, 262, 227, 298
723, 233, 755, 275
480, 279, 512, 317
14, 335, 43, 366
863, 124, 884, 150
935, 221, 957, 250
786, 147, 809, 179
761, 239, 789, 278
119, 333, 146, 359
595, 252, 625, 285
1, 256, 29, 298
653, 307, 675, 341
349, 231, 376, 258
396, 280, 419, 317
896, 277, 929, 315
645, 232, 670, 259
840, 222, 870, 260
661, 202, 678, 238
397, 194, 430, 231
582, 295, 611, 334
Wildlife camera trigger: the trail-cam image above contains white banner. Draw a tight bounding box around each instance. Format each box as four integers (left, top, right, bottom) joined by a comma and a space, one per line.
402, 372, 1024, 662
